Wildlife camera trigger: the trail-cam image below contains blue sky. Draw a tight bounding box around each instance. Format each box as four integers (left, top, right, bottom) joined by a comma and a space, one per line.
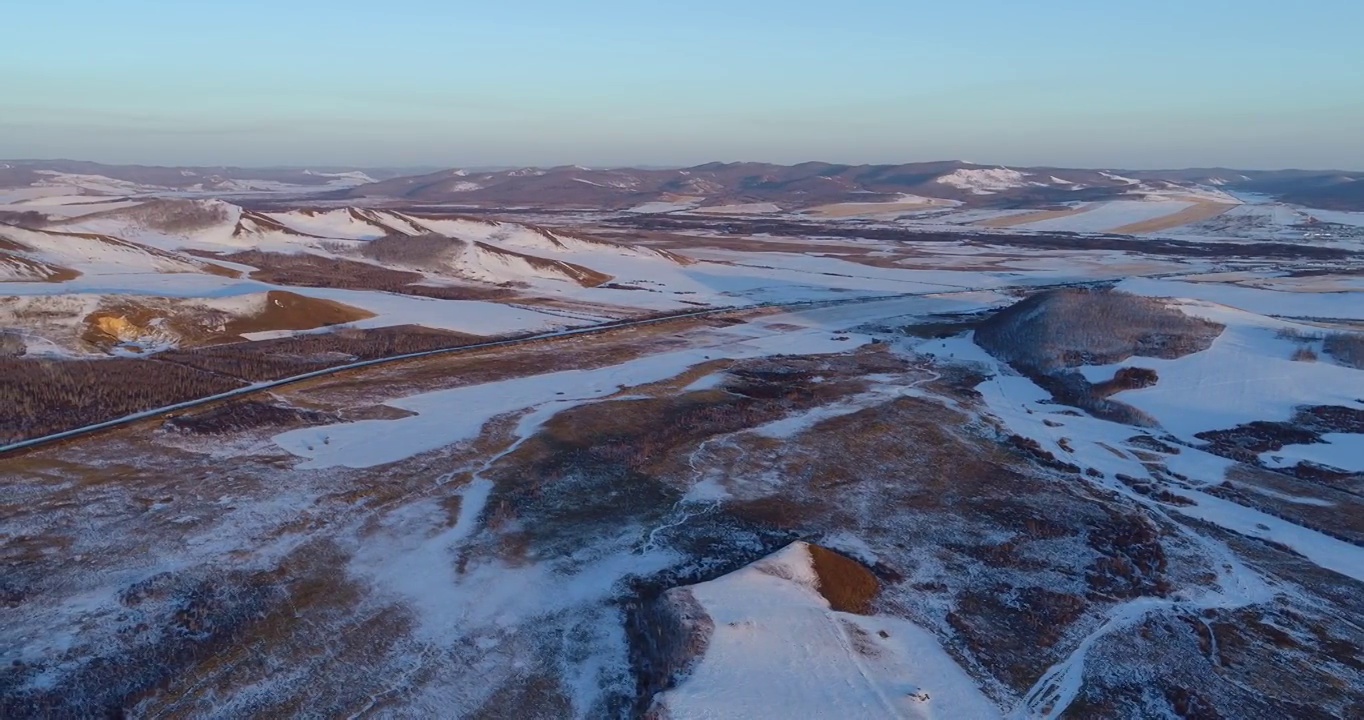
3, 0, 1362, 169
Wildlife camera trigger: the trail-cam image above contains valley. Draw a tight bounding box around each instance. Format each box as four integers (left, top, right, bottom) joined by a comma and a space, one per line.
2, 161, 1363, 718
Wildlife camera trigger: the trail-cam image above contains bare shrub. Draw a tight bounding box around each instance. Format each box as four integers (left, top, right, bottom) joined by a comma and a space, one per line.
0, 330, 26, 357
1292, 346, 1319, 362
1277, 326, 1323, 342
1323, 332, 1364, 369
317, 240, 355, 255
1094, 367, 1159, 395
163, 400, 336, 435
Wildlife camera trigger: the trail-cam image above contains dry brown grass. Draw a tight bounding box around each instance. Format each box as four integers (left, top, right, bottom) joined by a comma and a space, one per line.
224, 290, 374, 336
197, 261, 241, 278
78, 290, 374, 350
807, 544, 879, 614
1109, 202, 1235, 235
978, 205, 1092, 228
803, 201, 941, 218
1292, 346, 1320, 362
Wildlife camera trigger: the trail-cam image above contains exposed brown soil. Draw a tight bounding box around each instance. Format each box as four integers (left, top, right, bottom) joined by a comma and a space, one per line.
0, 235, 30, 252
196, 261, 241, 278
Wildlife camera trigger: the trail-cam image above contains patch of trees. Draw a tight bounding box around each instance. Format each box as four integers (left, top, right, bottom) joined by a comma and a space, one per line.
114, 199, 230, 232
974, 289, 1219, 425
157, 324, 479, 382
976, 288, 1223, 373
1324, 332, 1364, 369
360, 233, 463, 266
0, 357, 244, 444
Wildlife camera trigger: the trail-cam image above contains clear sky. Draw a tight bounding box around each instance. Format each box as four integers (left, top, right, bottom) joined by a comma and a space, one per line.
3, 0, 1362, 170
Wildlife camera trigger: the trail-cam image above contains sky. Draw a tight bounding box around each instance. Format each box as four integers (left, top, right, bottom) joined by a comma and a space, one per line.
3, 0, 1363, 170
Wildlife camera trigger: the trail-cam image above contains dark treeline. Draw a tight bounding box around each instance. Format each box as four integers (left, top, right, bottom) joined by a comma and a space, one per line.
0, 358, 244, 444
156, 324, 478, 382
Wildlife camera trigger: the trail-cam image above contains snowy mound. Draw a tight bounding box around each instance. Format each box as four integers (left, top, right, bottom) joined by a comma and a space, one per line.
651, 542, 1000, 719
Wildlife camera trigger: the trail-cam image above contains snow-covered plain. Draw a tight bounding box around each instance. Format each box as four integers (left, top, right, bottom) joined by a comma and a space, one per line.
273, 295, 964, 468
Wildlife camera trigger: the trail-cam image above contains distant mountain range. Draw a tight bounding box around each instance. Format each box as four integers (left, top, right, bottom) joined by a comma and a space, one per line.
3, 159, 1362, 210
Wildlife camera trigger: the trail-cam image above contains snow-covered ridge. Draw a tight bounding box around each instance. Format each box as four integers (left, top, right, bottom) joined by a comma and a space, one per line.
935, 167, 1031, 195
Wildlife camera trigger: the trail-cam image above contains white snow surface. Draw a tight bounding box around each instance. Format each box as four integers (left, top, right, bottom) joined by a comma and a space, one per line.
652, 542, 1000, 720
1263, 434, 1364, 473
1119, 278, 1364, 320
1075, 301, 1364, 440
0, 225, 201, 275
